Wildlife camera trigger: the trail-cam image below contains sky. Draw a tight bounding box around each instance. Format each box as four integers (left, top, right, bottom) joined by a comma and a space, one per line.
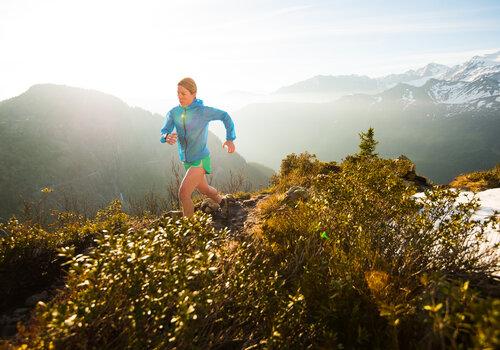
1, 0, 500, 113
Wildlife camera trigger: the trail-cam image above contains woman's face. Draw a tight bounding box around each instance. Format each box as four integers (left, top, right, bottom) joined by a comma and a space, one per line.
177, 85, 196, 107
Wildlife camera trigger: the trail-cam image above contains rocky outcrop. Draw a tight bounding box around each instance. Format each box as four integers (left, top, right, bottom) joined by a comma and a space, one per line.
395, 155, 433, 191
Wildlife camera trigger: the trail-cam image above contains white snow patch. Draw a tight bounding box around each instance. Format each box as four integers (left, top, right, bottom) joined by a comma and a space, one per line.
427, 80, 496, 104
413, 188, 500, 222
401, 89, 415, 109
446, 189, 500, 225
413, 188, 500, 273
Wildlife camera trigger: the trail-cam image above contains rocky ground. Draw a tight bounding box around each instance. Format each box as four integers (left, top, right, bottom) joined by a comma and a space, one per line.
200, 193, 270, 235
159, 192, 271, 236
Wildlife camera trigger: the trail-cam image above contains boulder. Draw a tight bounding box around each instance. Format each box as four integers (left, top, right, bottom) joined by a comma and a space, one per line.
284, 186, 310, 202
199, 199, 220, 214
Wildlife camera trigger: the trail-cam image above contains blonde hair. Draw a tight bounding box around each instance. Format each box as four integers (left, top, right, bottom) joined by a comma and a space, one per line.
178, 77, 197, 95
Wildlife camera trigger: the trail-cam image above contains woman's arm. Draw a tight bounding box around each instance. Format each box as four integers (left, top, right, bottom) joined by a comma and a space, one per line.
204, 106, 236, 142
160, 109, 175, 143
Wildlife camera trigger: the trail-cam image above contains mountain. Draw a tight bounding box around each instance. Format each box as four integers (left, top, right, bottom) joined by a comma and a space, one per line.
191, 52, 498, 112
439, 51, 500, 82
0, 84, 274, 221
275, 74, 382, 95
363, 76, 500, 108
358, 52, 500, 108
271, 51, 500, 101
379, 63, 450, 87
272, 63, 451, 99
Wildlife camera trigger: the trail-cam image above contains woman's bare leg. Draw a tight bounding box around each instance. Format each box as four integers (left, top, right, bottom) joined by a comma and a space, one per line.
178, 166, 206, 217
196, 174, 223, 204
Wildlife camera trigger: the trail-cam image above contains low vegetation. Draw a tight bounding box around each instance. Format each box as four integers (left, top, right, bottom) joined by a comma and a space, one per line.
1, 129, 498, 349
450, 164, 500, 191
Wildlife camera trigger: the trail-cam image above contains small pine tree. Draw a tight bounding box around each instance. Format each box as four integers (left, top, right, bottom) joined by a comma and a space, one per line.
358, 127, 378, 157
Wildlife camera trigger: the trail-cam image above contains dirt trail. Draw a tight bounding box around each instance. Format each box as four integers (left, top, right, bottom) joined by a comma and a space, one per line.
207, 193, 269, 236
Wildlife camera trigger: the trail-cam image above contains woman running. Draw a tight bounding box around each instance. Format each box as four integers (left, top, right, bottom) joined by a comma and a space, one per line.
160, 77, 236, 217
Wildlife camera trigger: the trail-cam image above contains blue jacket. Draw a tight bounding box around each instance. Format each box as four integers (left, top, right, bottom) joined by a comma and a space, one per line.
160, 98, 236, 162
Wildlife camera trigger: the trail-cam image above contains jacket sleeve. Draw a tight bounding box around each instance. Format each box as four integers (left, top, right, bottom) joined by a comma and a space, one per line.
160, 109, 175, 143
204, 106, 236, 141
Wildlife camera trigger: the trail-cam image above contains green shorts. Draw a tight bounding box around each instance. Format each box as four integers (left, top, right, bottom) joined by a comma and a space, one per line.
183, 155, 212, 174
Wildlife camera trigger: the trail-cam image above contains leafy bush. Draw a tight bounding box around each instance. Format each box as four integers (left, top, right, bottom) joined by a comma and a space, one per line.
0, 200, 128, 313
12, 213, 282, 349
270, 151, 321, 192
261, 156, 499, 348
3, 156, 499, 349
13, 213, 220, 348
419, 274, 500, 349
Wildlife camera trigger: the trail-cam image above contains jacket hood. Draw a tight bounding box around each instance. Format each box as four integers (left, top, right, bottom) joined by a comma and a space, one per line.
181, 98, 204, 110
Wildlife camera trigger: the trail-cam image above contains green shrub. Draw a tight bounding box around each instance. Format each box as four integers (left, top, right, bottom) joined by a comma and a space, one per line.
11, 211, 338, 349
418, 274, 500, 349
13, 212, 225, 349
5, 156, 499, 349
261, 156, 498, 348
0, 200, 128, 313
270, 151, 339, 193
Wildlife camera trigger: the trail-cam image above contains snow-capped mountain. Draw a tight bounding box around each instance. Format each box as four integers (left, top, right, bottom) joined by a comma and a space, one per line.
371, 51, 500, 107
379, 63, 450, 87
414, 52, 500, 106
273, 65, 452, 97
356, 78, 500, 110
426, 77, 500, 104
416, 63, 450, 77
438, 51, 500, 82
263, 51, 500, 110
277, 50, 499, 98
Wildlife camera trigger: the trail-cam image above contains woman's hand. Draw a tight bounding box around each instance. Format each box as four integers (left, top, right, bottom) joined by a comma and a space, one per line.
223, 140, 235, 153
164, 132, 177, 145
